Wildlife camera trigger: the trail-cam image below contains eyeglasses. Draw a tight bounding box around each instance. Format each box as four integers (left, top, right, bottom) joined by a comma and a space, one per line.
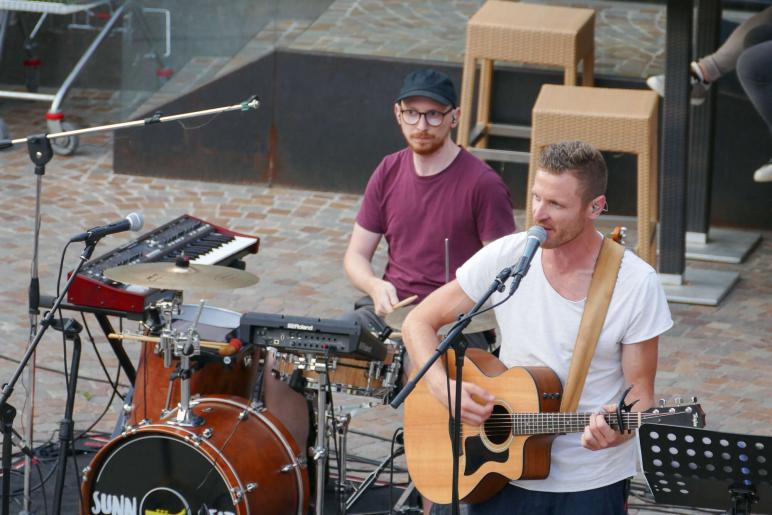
399, 107, 453, 127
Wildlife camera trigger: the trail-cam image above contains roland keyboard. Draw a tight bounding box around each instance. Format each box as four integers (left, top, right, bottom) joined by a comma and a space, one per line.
67, 215, 259, 313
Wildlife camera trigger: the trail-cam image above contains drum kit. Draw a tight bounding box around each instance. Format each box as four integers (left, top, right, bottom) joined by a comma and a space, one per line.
77, 260, 496, 515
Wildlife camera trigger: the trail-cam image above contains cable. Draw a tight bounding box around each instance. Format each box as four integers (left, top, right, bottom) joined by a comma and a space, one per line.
74, 365, 121, 441
0, 354, 129, 387
55, 240, 73, 385
80, 312, 125, 400
36, 457, 48, 515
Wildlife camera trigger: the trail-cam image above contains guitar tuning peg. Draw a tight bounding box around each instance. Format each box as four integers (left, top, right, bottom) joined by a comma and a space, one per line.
674, 396, 683, 406
690, 396, 698, 404
658, 398, 666, 407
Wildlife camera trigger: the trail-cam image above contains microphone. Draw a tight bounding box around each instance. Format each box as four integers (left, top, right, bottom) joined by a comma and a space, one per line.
509, 226, 547, 294
70, 212, 144, 243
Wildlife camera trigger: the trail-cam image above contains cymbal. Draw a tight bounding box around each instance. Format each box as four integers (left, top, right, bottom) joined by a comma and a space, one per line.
384, 305, 497, 334
104, 262, 259, 291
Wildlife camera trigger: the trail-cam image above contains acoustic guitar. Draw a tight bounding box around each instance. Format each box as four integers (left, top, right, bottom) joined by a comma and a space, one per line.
403, 348, 705, 504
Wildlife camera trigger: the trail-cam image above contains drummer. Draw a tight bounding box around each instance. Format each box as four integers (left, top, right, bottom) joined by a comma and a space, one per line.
343, 68, 515, 353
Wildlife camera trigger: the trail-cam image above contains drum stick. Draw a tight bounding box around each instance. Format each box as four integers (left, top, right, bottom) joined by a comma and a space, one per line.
392, 295, 418, 310
108, 333, 239, 356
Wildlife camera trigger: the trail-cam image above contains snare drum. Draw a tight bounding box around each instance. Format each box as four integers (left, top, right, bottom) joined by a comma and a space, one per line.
273, 342, 403, 399
128, 305, 259, 425
83, 396, 309, 515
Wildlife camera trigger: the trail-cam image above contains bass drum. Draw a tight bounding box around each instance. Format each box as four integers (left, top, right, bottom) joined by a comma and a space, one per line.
82, 396, 308, 515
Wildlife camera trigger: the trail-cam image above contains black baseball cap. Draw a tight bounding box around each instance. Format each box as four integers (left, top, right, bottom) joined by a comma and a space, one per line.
395, 69, 457, 108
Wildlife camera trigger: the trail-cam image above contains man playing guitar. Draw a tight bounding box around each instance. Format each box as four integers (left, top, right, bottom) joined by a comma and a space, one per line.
402, 141, 673, 514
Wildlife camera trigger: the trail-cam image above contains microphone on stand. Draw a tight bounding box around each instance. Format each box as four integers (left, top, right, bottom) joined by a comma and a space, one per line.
509, 226, 547, 294
70, 212, 144, 243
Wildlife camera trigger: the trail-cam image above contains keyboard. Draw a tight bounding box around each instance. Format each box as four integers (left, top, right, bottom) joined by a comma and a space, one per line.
67, 215, 259, 313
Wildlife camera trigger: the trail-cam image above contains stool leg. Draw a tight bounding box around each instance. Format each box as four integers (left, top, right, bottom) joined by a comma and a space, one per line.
647, 132, 659, 266
637, 151, 656, 267
476, 58, 494, 148
457, 52, 476, 148
583, 50, 594, 87
526, 134, 542, 228
564, 60, 577, 86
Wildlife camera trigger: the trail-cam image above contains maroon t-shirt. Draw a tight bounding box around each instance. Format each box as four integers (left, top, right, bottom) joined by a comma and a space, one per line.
357, 147, 515, 301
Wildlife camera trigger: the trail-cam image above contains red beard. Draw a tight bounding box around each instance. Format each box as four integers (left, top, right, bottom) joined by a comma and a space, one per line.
408, 132, 444, 155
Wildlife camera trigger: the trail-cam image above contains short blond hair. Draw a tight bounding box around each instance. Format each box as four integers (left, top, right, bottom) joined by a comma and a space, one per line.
537, 141, 607, 204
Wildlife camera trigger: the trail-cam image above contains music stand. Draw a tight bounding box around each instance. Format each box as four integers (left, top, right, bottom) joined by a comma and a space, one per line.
640, 423, 772, 514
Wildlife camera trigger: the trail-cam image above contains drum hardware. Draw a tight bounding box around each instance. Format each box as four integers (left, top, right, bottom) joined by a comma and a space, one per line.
108, 332, 241, 356
281, 456, 307, 473
165, 299, 205, 427
392, 482, 422, 514
311, 354, 332, 515
344, 434, 407, 512
273, 343, 403, 401
334, 412, 352, 515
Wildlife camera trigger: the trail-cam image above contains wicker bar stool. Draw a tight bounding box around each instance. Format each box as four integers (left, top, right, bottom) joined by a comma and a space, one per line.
525, 84, 660, 266
457, 0, 595, 164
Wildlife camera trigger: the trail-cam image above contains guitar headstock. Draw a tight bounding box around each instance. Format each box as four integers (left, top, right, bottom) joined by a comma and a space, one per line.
644, 397, 706, 428
609, 226, 627, 245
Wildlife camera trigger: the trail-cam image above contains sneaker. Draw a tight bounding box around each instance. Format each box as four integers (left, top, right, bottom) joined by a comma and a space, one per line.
645, 62, 711, 106
753, 159, 772, 182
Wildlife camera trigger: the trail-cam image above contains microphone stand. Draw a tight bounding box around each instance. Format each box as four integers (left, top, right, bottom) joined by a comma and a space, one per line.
0, 95, 261, 514
21, 133, 53, 514
391, 264, 525, 515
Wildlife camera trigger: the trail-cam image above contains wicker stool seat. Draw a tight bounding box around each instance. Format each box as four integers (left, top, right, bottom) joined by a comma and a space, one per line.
526, 84, 660, 266
457, 0, 595, 163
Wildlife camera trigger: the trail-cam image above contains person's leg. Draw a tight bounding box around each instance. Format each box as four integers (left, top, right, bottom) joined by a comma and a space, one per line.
737, 39, 772, 182
698, 7, 772, 82
553, 479, 629, 515
737, 38, 772, 133
467, 484, 554, 515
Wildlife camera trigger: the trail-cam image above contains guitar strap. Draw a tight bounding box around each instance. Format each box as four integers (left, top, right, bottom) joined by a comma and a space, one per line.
559, 237, 625, 412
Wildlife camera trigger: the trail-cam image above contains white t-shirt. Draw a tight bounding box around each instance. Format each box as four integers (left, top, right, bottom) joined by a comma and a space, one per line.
456, 231, 673, 492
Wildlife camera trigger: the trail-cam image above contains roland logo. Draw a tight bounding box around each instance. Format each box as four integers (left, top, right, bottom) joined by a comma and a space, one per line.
287, 322, 314, 331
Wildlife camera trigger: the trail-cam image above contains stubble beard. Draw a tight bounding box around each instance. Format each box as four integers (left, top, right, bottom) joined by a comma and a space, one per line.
540, 218, 586, 250
407, 131, 445, 156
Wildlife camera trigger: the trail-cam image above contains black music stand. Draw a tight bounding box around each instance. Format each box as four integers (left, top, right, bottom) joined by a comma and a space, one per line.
640, 423, 772, 514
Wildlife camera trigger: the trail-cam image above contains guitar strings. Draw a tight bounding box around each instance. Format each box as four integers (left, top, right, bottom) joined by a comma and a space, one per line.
448, 412, 689, 435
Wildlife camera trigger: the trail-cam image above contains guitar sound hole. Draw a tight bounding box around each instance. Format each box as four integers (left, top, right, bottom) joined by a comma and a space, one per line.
484, 404, 512, 445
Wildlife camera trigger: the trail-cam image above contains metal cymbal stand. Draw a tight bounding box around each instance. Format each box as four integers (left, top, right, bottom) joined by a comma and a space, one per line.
311, 354, 330, 515
169, 300, 205, 427
334, 411, 352, 514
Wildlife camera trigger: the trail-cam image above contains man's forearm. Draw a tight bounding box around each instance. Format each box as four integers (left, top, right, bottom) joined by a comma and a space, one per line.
343, 252, 379, 297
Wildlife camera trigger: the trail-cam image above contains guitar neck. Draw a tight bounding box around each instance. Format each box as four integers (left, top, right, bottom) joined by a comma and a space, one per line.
510, 412, 649, 435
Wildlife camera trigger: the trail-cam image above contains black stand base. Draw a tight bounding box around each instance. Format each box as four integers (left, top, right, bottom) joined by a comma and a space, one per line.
1, 403, 17, 515
51, 318, 83, 515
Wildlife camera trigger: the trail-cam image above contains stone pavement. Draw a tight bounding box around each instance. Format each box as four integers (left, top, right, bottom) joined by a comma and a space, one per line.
286, 0, 668, 78
0, 90, 770, 514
